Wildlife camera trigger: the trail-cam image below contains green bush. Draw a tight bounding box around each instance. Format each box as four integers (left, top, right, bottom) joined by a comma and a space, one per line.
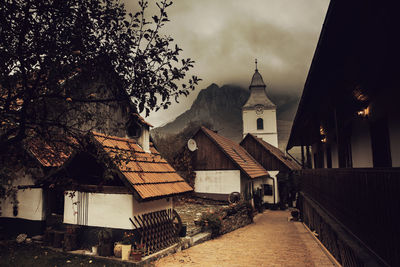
200, 211, 223, 237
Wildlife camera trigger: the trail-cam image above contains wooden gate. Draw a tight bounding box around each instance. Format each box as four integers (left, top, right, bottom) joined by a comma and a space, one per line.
130, 209, 181, 256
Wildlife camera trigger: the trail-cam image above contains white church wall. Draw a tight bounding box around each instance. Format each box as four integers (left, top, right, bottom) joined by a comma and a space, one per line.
351, 119, 373, 167
194, 170, 241, 194
242, 109, 278, 147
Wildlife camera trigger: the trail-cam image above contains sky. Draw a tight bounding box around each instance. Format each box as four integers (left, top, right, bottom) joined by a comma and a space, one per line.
123, 0, 330, 127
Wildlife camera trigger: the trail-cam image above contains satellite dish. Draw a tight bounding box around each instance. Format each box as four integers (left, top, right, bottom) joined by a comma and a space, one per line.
187, 139, 198, 151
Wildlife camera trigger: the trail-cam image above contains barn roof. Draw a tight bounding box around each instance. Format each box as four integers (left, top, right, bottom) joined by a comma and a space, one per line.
199, 127, 269, 179
91, 132, 192, 200
242, 134, 301, 171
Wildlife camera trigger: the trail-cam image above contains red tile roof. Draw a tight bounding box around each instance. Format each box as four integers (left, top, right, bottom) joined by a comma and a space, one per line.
200, 127, 269, 179
246, 134, 301, 170
92, 132, 192, 200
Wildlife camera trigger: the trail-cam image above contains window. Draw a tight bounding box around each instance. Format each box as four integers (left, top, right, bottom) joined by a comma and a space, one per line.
263, 184, 273, 196
257, 118, 263, 130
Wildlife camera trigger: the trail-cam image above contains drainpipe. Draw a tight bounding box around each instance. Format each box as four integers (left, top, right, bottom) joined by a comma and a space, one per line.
271, 176, 276, 205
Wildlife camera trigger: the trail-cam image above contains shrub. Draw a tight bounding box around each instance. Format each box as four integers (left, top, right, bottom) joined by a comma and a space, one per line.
200, 210, 223, 237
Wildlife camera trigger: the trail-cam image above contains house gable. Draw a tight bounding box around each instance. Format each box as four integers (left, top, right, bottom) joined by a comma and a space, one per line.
241, 134, 300, 172
192, 127, 269, 179
192, 130, 236, 171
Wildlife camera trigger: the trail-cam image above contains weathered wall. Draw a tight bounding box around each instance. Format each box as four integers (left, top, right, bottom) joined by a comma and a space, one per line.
192, 131, 236, 170
241, 135, 291, 172
0, 172, 44, 221
64, 191, 134, 229
64, 191, 172, 229
194, 170, 240, 194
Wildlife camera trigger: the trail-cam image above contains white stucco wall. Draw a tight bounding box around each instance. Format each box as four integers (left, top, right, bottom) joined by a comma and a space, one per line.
1, 188, 45, 221
194, 170, 241, 194
388, 115, 400, 167
351, 119, 373, 167
0, 171, 45, 221
242, 109, 278, 147
132, 197, 172, 216
64, 191, 172, 229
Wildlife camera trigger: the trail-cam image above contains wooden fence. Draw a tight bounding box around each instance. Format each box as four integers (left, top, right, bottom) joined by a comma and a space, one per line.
297, 168, 400, 266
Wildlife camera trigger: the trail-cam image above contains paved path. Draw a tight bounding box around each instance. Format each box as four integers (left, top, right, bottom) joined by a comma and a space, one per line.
154, 210, 336, 267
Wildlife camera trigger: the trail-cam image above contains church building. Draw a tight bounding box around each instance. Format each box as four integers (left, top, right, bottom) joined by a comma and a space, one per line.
242, 61, 278, 148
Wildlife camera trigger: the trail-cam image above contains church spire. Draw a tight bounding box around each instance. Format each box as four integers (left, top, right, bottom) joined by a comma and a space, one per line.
255, 58, 258, 71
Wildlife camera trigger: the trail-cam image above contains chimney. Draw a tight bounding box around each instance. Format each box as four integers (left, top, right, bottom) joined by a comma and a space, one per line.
138, 126, 150, 153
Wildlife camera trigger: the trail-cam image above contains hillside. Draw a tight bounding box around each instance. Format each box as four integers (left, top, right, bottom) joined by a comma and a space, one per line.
151, 83, 299, 150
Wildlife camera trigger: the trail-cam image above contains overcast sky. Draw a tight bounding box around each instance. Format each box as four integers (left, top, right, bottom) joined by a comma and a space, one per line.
123, 0, 330, 127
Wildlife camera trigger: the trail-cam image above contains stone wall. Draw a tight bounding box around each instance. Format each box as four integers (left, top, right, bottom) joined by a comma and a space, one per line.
200, 202, 253, 237
220, 203, 253, 235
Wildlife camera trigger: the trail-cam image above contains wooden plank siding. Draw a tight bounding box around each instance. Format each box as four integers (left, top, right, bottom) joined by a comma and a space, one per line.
241, 135, 290, 172
192, 130, 236, 170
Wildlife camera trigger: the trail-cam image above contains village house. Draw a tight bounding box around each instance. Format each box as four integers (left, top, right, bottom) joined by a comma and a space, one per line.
188, 126, 269, 206
286, 0, 400, 266
184, 65, 297, 208
240, 133, 300, 207
0, 63, 192, 255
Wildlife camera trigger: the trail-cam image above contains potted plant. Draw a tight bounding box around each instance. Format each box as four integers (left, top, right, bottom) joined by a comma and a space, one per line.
120, 232, 133, 261
131, 242, 145, 262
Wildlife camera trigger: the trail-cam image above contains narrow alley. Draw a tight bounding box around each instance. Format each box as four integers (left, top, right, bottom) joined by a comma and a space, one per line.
155, 210, 336, 267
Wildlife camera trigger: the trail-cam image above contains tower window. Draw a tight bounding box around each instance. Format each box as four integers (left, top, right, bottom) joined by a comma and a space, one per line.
257, 118, 264, 130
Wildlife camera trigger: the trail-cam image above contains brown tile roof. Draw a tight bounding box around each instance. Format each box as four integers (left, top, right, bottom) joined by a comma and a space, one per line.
92, 132, 192, 200
200, 127, 269, 179
246, 134, 301, 170
26, 137, 75, 167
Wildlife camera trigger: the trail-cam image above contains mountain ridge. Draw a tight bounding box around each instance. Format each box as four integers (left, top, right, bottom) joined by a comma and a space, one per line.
151, 83, 299, 147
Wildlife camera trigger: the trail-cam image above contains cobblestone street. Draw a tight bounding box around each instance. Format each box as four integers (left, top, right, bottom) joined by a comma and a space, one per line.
155, 210, 336, 267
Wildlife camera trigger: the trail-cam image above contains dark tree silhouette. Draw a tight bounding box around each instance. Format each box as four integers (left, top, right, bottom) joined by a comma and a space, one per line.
0, 0, 200, 195
0, 0, 200, 149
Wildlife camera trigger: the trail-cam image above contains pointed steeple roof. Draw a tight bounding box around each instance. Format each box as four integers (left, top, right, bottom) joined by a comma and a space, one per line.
243, 60, 275, 109
249, 69, 266, 89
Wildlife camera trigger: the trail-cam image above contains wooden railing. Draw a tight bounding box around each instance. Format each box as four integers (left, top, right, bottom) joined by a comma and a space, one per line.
297, 168, 400, 267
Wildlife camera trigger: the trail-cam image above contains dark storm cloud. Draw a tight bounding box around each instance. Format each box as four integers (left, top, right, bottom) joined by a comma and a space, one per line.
122, 0, 329, 126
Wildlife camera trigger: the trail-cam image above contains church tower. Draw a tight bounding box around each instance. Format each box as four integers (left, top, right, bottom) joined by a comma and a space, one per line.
242, 60, 278, 147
